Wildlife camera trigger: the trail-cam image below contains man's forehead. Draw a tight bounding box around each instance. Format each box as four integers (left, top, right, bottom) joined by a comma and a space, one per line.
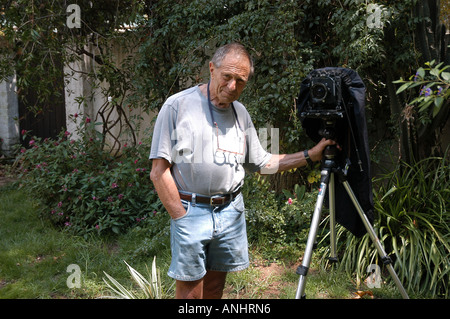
218, 53, 251, 77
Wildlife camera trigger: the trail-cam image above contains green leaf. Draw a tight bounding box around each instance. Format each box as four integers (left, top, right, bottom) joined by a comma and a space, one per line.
419, 99, 433, 113
294, 184, 306, 200
416, 67, 425, 78
396, 82, 411, 94
282, 189, 292, 199
432, 98, 443, 117
434, 96, 444, 108
380, 186, 397, 202
441, 72, 450, 81
430, 67, 440, 77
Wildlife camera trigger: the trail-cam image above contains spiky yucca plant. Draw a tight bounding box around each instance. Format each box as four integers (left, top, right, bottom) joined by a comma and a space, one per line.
102, 257, 163, 299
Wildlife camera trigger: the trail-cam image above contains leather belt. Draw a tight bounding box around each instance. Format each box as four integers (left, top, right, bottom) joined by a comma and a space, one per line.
179, 189, 241, 206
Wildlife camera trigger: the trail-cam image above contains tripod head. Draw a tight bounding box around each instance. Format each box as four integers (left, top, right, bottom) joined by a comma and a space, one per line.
317, 118, 339, 161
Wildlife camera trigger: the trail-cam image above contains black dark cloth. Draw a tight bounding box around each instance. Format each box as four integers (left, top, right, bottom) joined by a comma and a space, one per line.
297, 67, 374, 237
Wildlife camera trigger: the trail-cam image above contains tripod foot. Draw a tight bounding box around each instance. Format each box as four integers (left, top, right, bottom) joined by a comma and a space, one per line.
328, 257, 339, 263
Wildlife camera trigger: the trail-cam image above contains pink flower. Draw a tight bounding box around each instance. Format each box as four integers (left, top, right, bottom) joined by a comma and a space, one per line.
29, 140, 35, 146
288, 198, 293, 205
111, 183, 118, 188
86, 117, 91, 123
95, 224, 99, 229
58, 201, 63, 207
118, 194, 124, 199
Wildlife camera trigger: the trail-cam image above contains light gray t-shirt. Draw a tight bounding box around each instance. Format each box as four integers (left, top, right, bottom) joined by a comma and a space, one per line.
149, 85, 272, 196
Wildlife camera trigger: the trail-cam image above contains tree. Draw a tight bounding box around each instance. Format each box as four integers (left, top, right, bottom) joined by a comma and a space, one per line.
1, 0, 447, 167
394, 0, 449, 163
305, 0, 449, 164
1, 0, 146, 152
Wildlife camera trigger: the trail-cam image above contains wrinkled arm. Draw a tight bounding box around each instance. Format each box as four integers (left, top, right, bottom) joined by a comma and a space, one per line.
150, 158, 186, 220
261, 138, 337, 174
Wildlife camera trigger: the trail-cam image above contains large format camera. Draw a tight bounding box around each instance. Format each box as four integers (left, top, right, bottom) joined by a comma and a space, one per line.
296, 67, 374, 237
298, 70, 347, 121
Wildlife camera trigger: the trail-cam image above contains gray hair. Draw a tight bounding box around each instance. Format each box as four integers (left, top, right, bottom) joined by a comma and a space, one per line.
211, 43, 254, 78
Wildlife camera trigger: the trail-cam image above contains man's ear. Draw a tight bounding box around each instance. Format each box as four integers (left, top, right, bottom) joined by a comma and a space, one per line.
209, 61, 215, 78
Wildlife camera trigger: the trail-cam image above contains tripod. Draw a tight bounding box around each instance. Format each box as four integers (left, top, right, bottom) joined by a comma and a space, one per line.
295, 145, 409, 299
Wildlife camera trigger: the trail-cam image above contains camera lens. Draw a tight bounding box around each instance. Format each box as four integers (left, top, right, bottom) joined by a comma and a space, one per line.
311, 82, 328, 100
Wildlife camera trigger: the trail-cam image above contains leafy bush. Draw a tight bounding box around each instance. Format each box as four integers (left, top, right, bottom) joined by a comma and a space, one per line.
244, 175, 318, 261
374, 153, 450, 298
322, 152, 450, 298
394, 60, 449, 119
16, 117, 163, 237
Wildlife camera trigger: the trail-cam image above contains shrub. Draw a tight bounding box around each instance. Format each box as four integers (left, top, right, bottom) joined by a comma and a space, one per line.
16, 117, 163, 237
244, 174, 318, 261
321, 152, 450, 298
244, 175, 285, 246
373, 153, 450, 298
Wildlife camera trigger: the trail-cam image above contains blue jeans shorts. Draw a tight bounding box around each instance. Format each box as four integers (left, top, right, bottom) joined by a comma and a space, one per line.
168, 193, 249, 281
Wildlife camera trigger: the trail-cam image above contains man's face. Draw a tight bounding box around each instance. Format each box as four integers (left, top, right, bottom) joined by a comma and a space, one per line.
209, 52, 251, 107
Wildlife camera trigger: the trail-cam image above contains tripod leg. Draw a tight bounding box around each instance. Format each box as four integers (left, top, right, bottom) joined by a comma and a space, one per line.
328, 173, 338, 263
342, 181, 410, 299
296, 179, 328, 299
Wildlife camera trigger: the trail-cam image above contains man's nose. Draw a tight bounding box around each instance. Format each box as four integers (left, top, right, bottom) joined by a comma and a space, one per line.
228, 79, 236, 91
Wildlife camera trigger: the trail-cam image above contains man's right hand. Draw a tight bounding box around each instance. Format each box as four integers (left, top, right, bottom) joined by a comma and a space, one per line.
150, 158, 186, 220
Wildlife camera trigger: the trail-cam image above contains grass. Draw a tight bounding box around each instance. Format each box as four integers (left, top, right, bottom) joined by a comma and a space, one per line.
0, 185, 409, 299
0, 185, 172, 299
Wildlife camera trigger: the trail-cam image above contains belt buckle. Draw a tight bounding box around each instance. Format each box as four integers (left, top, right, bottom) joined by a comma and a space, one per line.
210, 195, 225, 206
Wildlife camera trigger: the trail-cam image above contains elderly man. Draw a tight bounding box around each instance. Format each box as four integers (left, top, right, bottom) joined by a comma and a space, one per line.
150, 43, 335, 299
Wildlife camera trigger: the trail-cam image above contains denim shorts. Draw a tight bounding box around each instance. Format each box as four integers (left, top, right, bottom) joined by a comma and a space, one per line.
167, 193, 249, 281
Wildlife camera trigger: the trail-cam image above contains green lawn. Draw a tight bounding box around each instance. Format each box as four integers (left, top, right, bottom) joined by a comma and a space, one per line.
0, 185, 404, 299
0, 185, 168, 298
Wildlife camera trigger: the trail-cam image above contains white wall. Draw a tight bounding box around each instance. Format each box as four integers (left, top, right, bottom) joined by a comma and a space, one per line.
0, 74, 19, 157
64, 41, 157, 151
